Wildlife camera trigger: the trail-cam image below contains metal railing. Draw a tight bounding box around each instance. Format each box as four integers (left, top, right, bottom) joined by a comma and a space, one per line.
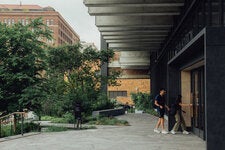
0, 112, 25, 138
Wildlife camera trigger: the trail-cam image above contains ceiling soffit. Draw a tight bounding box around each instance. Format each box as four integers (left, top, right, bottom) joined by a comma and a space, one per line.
84, 0, 184, 69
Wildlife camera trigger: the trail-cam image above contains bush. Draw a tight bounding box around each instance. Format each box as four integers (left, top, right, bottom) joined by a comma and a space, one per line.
131, 92, 157, 116
44, 126, 68, 132
41, 112, 75, 124
0, 122, 40, 137
92, 93, 116, 111
88, 116, 129, 126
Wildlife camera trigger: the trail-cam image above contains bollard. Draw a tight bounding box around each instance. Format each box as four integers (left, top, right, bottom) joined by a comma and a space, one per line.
21, 113, 24, 136
0, 119, 1, 138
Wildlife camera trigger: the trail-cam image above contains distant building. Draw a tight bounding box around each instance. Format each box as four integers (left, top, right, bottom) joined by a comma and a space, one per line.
108, 51, 150, 105
81, 41, 98, 52
0, 4, 80, 46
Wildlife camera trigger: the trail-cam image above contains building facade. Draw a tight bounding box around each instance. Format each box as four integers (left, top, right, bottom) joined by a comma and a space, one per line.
0, 4, 80, 46
108, 51, 150, 104
84, 1, 225, 150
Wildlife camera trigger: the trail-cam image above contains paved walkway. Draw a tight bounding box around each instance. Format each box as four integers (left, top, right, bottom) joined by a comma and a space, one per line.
0, 114, 206, 150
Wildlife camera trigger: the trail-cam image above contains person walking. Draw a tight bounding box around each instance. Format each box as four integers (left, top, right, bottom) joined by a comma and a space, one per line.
154, 88, 170, 134
74, 101, 82, 129
170, 95, 189, 134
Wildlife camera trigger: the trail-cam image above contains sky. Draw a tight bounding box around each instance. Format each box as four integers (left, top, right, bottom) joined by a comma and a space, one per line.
0, 0, 100, 49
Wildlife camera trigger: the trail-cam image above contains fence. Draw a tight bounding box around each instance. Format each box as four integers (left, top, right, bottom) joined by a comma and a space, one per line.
0, 112, 25, 138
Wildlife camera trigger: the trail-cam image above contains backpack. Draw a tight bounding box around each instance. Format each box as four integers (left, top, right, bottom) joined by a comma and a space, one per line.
151, 99, 157, 109
169, 103, 177, 116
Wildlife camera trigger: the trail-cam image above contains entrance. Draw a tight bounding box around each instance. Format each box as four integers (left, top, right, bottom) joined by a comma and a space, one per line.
191, 67, 205, 139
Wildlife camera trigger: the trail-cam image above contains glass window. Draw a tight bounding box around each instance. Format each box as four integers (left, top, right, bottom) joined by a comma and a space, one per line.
4, 18, 7, 24
7, 18, 11, 25
46, 19, 50, 26
25, 19, 29, 25
50, 19, 54, 25
11, 19, 15, 24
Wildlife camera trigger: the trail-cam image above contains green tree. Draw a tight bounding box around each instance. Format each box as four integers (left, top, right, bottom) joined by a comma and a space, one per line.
44, 44, 119, 116
0, 18, 52, 113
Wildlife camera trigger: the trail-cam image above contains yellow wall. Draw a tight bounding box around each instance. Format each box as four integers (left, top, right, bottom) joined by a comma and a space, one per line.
108, 79, 150, 105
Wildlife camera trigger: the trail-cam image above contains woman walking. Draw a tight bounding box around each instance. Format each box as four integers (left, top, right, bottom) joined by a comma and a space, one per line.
170, 95, 189, 134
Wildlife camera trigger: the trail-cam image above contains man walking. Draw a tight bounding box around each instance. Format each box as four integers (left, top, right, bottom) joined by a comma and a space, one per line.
154, 88, 170, 134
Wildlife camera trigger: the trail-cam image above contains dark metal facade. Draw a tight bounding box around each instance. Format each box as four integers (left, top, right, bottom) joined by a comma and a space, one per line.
151, 1, 225, 149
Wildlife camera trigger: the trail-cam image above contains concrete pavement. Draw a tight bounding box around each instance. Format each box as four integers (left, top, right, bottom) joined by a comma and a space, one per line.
0, 114, 206, 150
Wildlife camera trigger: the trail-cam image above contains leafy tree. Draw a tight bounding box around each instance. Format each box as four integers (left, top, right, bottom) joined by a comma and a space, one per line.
0, 18, 52, 113
44, 44, 119, 116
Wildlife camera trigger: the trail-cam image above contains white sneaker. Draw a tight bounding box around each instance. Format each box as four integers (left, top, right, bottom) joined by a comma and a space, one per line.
183, 130, 189, 134
154, 128, 160, 133
170, 130, 176, 134
161, 130, 168, 134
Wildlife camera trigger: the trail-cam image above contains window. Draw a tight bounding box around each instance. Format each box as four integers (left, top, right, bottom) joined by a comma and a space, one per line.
25, 19, 29, 25
4, 18, 7, 24
11, 19, 15, 24
21, 19, 25, 25
109, 91, 127, 99
46, 19, 50, 26
7, 19, 11, 25
50, 19, 54, 25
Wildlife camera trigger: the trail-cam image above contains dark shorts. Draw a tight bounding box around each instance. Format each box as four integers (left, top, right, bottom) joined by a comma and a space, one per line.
157, 108, 165, 118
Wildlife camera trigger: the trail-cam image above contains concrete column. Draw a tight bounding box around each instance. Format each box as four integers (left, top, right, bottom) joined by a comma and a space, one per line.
205, 27, 225, 150
100, 35, 108, 94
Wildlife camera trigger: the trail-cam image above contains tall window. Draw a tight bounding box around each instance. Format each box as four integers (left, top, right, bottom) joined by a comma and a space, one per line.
4, 18, 7, 24
46, 19, 50, 26
7, 18, 11, 25
11, 18, 15, 24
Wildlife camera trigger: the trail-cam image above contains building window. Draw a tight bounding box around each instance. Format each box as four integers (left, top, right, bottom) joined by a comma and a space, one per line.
46, 19, 50, 26
11, 18, 15, 24
4, 18, 7, 24
109, 91, 127, 99
25, 19, 29, 25
50, 19, 54, 25
21, 19, 25, 25
7, 18, 11, 25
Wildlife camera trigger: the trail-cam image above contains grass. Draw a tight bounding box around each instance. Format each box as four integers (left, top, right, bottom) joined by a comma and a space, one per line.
41, 115, 74, 123
88, 116, 129, 126
44, 126, 68, 132
0, 122, 40, 138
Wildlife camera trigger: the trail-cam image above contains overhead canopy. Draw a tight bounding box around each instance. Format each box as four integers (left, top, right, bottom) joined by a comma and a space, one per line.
84, 0, 184, 69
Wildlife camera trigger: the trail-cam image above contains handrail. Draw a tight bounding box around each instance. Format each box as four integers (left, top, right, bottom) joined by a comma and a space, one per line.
0, 112, 26, 138
0, 112, 25, 120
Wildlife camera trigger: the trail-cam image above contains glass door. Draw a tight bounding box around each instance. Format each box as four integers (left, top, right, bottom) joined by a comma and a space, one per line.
191, 67, 205, 139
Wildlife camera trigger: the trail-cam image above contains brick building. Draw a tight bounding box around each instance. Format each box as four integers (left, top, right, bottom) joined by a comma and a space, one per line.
0, 4, 80, 46
108, 51, 150, 105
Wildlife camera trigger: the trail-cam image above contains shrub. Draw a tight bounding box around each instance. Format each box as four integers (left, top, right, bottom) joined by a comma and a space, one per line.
41, 112, 75, 124
0, 122, 40, 137
44, 126, 68, 132
92, 93, 116, 111
88, 116, 129, 126
131, 92, 157, 116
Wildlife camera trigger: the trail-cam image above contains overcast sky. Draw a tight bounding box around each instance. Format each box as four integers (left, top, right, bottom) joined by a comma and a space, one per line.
0, 0, 100, 49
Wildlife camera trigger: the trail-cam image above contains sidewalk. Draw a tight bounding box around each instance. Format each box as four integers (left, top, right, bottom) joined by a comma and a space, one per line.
0, 114, 206, 150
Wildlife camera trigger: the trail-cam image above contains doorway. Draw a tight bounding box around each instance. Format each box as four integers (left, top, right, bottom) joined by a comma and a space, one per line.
191, 67, 205, 139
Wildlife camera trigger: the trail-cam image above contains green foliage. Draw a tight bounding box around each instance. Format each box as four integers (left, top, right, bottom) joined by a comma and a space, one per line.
44, 126, 68, 132
0, 18, 52, 113
43, 44, 119, 118
88, 116, 129, 126
92, 93, 116, 111
0, 122, 40, 137
41, 112, 75, 123
131, 92, 157, 116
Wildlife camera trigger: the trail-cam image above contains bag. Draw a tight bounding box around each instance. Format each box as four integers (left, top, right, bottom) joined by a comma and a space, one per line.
169, 104, 177, 116
151, 99, 157, 109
